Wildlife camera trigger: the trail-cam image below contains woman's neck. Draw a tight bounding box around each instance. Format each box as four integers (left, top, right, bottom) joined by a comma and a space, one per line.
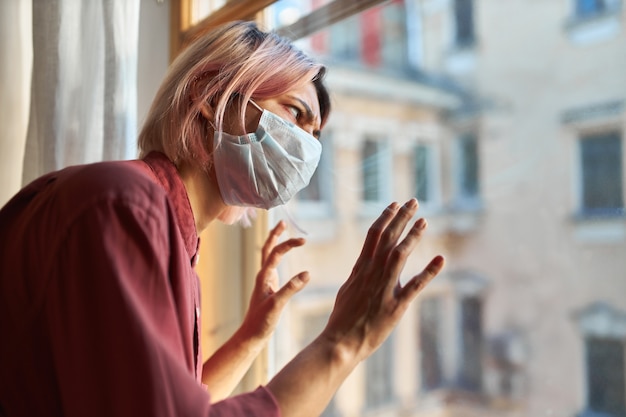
176, 161, 225, 233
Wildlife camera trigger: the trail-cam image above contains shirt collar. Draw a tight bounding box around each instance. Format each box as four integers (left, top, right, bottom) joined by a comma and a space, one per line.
142, 152, 199, 262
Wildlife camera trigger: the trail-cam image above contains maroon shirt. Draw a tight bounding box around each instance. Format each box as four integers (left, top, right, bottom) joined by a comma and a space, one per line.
0, 152, 280, 416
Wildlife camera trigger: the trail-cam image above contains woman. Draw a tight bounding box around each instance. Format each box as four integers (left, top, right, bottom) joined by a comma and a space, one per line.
0, 21, 444, 416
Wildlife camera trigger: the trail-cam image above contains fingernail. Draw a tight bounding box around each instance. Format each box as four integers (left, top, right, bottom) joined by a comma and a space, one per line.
415, 218, 427, 229
387, 202, 400, 211
405, 198, 417, 209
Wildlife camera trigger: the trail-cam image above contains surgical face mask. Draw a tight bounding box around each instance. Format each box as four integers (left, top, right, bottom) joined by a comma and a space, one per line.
212, 101, 322, 209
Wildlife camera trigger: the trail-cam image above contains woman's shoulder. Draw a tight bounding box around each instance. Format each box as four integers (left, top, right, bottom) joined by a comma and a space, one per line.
57, 159, 167, 205
23, 159, 175, 231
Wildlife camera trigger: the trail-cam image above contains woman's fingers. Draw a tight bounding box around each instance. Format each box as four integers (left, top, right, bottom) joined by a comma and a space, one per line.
397, 255, 445, 303
383, 217, 428, 292
262, 221, 287, 263
374, 199, 420, 263
272, 272, 311, 307
261, 238, 306, 272
357, 202, 400, 261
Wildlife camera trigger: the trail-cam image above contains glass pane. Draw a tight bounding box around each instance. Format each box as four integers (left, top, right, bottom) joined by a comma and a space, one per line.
580, 132, 623, 214
414, 144, 430, 202
459, 134, 479, 199
586, 338, 626, 416
419, 297, 443, 391
362, 139, 381, 202
266, 0, 626, 416
459, 297, 483, 391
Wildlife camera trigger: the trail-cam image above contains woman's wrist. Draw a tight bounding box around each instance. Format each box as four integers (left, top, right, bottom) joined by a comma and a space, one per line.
231, 321, 269, 356
312, 331, 362, 370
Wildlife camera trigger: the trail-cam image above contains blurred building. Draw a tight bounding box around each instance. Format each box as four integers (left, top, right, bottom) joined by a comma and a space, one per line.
272, 1, 626, 416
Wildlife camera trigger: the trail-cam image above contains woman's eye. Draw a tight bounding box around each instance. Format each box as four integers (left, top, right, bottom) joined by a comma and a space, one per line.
287, 106, 301, 119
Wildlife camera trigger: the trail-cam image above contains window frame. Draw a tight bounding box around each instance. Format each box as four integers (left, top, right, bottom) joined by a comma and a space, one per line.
577, 130, 624, 218
575, 302, 626, 417
412, 140, 442, 213
360, 135, 393, 214
452, 132, 481, 210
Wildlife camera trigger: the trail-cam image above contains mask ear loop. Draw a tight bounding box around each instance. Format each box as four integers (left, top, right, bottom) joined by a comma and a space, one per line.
249, 99, 264, 113
249, 98, 309, 236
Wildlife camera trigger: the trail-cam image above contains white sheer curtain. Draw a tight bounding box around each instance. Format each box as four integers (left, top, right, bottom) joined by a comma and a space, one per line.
22, 0, 140, 184
0, 0, 32, 206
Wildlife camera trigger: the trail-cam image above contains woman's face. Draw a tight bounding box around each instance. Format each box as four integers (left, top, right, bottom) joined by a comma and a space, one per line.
216, 81, 322, 225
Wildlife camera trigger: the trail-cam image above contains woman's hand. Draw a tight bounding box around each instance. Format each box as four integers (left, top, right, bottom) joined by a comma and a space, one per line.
240, 220, 310, 343
266, 199, 443, 417
202, 220, 309, 399
321, 199, 444, 361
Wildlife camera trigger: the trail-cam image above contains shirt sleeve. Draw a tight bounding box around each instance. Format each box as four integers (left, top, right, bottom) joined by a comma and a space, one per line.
44, 194, 281, 417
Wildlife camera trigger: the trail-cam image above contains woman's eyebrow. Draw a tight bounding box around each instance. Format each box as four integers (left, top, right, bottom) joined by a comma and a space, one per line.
287, 95, 322, 139
288, 95, 318, 124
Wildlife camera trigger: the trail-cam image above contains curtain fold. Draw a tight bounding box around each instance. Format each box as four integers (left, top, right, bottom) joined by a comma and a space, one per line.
23, 0, 140, 185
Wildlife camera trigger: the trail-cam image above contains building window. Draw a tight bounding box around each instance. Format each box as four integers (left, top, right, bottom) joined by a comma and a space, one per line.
380, 0, 408, 70
413, 142, 440, 208
585, 337, 626, 416
458, 296, 484, 391
454, 133, 480, 207
419, 272, 488, 396
419, 297, 444, 391
454, 0, 475, 47
575, 302, 626, 417
322, 1, 408, 72
361, 137, 391, 204
579, 131, 623, 217
365, 337, 394, 409
329, 13, 360, 61
575, 0, 609, 18
297, 131, 334, 217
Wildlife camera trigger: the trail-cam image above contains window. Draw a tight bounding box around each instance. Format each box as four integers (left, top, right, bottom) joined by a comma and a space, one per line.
579, 131, 624, 216
454, 133, 480, 207
413, 142, 439, 209
296, 131, 334, 218
418, 272, 487, 397
585, 337, 626, 416
566, 0, 622, 44
361, 137, 391, 205
454, 0, 475, 47
458, 296, 483, 391
365, 336, 395, 409
379, 0, 408, 70
576, 302, 626, 417
576, 0, 608, 18
419, 297, 444, 391
321, 1, 408, 72
329, 13, 360, 61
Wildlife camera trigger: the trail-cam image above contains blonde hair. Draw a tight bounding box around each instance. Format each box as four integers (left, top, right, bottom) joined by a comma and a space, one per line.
138, 21, 330, 170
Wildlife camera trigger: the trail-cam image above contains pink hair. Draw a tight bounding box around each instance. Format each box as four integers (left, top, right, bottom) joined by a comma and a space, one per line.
138, 21, 330, 171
